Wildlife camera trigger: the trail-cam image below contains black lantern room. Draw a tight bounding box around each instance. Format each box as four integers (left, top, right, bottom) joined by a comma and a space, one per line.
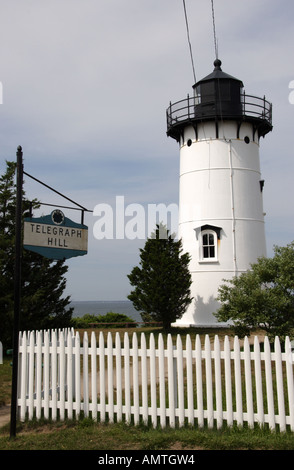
166, 60, 272, 142
193, 59, 243, 119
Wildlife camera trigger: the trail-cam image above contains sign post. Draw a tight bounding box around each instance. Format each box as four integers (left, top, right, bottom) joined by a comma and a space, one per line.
10, 146, 23, 438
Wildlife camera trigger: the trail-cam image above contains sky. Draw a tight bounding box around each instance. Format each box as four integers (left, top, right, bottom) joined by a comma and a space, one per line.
0, 0, 294, 301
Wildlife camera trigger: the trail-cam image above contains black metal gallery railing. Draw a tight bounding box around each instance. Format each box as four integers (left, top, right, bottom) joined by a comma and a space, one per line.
166, 92, 272, 133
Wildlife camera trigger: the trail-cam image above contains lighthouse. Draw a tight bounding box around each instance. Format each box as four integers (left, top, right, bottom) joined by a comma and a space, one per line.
166, 59, 273, 326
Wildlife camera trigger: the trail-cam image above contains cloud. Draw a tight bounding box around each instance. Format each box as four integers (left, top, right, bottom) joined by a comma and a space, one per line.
0, 0, 293, 300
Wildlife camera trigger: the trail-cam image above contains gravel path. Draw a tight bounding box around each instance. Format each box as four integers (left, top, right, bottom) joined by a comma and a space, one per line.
0, 405, 10, 428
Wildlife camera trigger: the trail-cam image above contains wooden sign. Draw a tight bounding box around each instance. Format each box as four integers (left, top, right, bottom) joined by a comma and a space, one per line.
24, 210, 88, 260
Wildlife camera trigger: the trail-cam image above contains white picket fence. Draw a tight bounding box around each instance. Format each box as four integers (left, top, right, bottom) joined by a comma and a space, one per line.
16, 328, 294, 432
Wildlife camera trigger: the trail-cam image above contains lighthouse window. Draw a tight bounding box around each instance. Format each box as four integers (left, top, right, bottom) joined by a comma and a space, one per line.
201, 82, 215, 103
201, 230, 217, 261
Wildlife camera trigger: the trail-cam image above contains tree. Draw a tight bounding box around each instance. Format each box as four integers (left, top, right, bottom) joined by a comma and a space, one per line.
0, 161, 73, 349
215, 242, 294, 340
127, 223, 192, 330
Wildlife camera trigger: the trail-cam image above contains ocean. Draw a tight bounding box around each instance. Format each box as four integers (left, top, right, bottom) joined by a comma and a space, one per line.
69, 300, 142, 323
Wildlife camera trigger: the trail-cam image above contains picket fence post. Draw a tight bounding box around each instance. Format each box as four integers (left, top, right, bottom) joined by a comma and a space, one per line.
167, 334, 175, 428
204, 335, 213, 428
132, 332, 139, 425
213, 335, 222, 429
74, 331, 81, 420
99, 331, 105, 422
233, 335, 243, 427
149, 333, 157, 427
115, 332, 122, 422
158, 333, 166, 428
244, 337, 254, 428
83, 332, 89, 418
186, 334, 194, 425
264, 336, 275, 430
139, 333, 148, 425
195, 334, 204, 427
51, 330, 57, 421
28, 331, 35, 420
224, 335, 233, 427
90, 331, 97, 421
43, 331, 50, 420
67, 330, 73, 419
176, 334, 184, 427
275, 336, 286, 432
124, 332, 131, 424
285, 336, 294, 431
253, 336, 264, 426
19, 331, 27, 422
107, 332, 114, 423
59, 331, 65, 420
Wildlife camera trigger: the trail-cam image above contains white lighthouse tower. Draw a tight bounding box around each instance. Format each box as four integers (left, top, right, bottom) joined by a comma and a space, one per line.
167, 59, 273, 326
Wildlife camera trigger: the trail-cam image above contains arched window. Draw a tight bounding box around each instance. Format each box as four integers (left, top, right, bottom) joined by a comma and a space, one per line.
200, 229, 218, 261
195, 224, 221, 263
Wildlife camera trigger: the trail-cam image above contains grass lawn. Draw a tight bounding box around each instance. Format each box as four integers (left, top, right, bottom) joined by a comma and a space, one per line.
1, 417, 294, 451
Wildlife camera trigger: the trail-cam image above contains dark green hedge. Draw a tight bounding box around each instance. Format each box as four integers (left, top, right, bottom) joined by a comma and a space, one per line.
71, 311, 137, 328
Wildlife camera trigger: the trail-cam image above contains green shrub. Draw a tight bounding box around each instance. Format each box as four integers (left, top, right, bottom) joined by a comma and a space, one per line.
71, 312, 136, 328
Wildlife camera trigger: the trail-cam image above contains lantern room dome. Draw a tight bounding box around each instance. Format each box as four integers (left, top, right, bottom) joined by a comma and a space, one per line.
196, 59, 243, 85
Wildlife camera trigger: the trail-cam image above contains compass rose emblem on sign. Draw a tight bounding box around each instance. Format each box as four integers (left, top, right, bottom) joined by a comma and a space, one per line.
51, 210, 65, 225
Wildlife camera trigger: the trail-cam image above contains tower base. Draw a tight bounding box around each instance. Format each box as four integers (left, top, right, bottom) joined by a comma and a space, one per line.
171, 322, 229, 328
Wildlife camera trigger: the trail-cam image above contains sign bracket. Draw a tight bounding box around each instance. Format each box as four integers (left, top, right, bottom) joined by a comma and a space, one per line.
23, 170, 93, 224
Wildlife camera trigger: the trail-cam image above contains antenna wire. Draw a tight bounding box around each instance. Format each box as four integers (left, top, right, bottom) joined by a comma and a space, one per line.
182, 0, 197, 83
